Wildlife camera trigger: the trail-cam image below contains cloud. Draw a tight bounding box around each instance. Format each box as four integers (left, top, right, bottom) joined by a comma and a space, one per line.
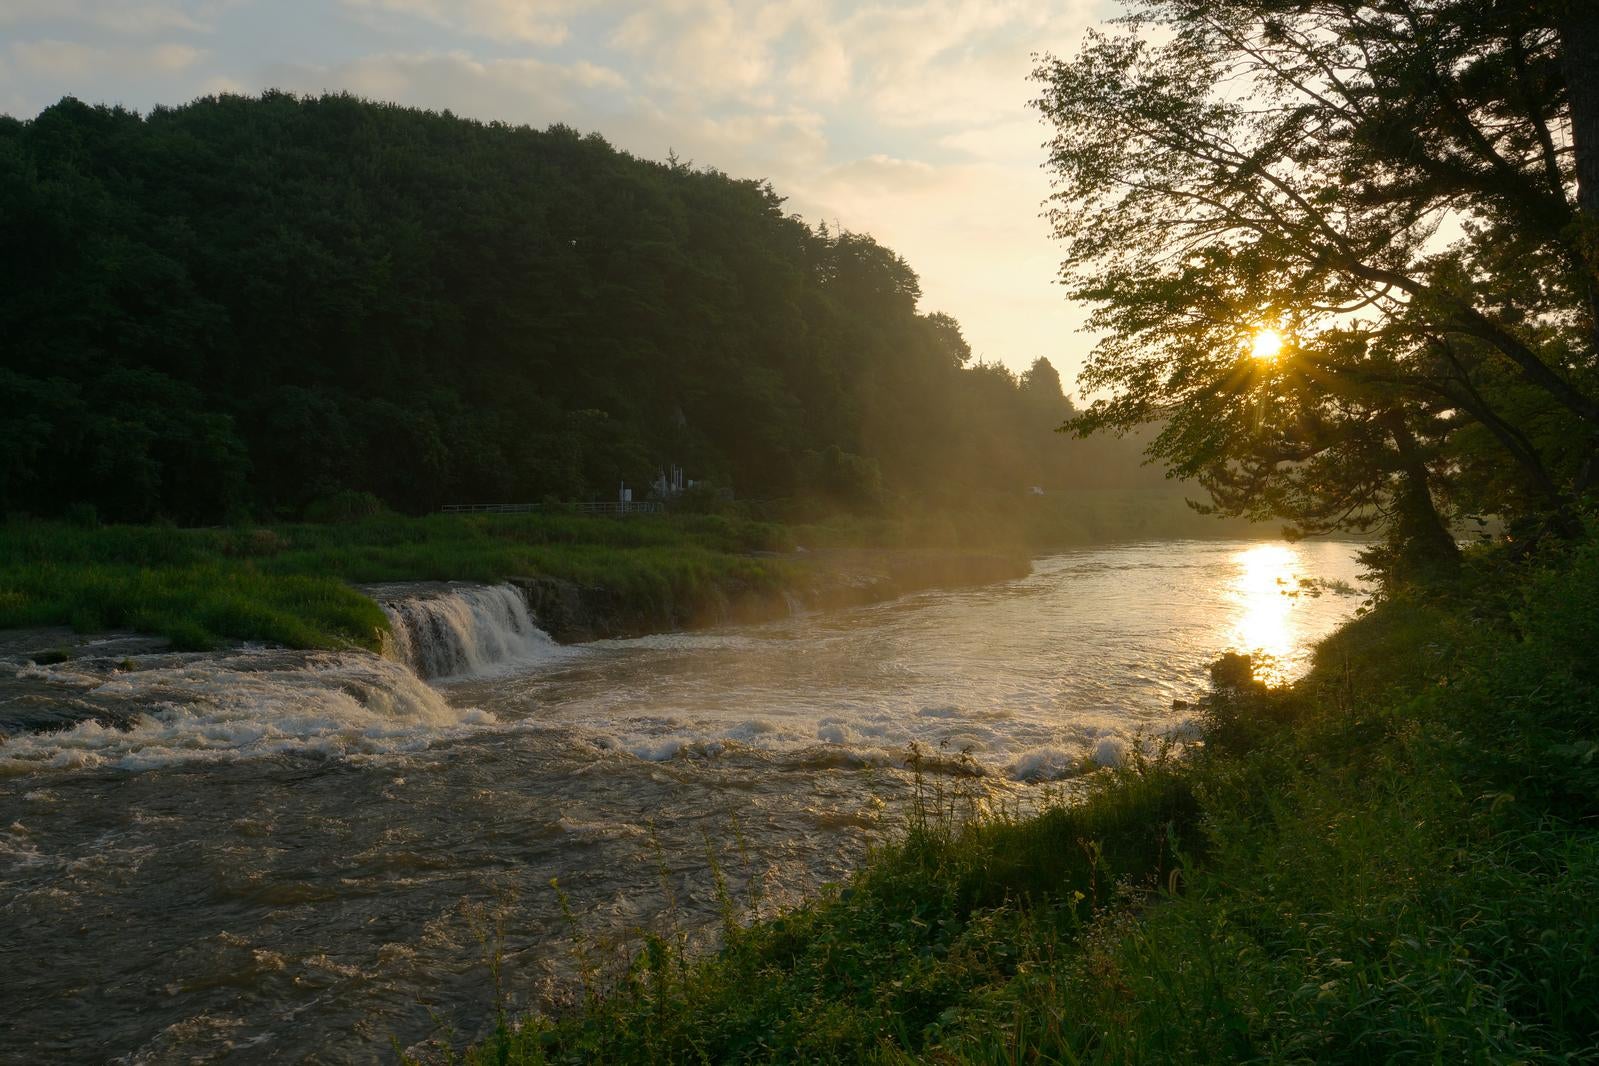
784, 25, 850, 103
340, 0, 599, 46
0, 1, 218, 35
259, 50, 628, 124
610, 0, 802, 102
937, 117, 1049, 164
8, 39, 206, 78
817, 154, 940, 194
592, 0, 1096, 135
835, 0, 1099, 129
684, 107, 827, 161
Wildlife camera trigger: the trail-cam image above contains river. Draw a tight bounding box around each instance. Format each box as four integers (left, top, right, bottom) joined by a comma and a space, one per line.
0, 539, 1364, 1063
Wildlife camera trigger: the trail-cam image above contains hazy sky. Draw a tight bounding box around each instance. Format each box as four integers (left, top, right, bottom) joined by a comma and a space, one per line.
0, 0, 1114, 388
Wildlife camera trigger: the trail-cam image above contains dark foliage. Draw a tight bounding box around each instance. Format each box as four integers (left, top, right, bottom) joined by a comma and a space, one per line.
1034, 0, 1599, 581
0, 92, 1151, 523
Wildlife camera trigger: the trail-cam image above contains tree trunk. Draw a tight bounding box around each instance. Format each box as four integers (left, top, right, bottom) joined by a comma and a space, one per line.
1557, 4, 1599, 360
1559, 7, 1599, 220
1383, 414, 1461, 578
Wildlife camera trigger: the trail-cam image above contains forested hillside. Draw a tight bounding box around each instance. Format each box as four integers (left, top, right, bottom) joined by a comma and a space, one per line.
0, 92, 1149, 524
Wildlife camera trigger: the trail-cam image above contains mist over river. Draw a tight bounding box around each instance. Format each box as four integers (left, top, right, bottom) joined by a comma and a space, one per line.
0, 540, 1363, 1063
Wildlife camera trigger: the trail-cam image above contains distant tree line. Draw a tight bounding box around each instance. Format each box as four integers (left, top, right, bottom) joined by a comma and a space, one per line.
0, 92, 1154, 524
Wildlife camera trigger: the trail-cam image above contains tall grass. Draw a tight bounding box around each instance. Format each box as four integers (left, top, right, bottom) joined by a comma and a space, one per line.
0, 514, 793, 650
434, 534, 1599, 1063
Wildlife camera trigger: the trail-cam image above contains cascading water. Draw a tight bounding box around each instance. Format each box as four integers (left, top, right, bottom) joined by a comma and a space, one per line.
0, 584, 557, 770
378, 584, 560, 679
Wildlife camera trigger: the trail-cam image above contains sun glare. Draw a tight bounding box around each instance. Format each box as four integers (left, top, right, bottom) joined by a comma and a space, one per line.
1250, 328, 1284, 362
1231, 543, 1299, 685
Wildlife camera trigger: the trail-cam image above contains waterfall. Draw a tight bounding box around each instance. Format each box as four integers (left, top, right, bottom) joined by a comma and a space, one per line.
380, 584, 558, 679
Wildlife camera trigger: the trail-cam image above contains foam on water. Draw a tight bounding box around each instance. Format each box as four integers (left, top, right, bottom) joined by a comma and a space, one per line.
545, 699, 1146, 782
0, 650, 492, 774
1007, 746, 1081, 781
451, 541, 1370, 783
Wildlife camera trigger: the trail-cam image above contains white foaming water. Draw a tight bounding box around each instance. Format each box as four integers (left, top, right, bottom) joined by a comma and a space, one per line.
0, 650, 493, 774
0, 582, 558, 777
449, 540, 1368, 783
379, 584, 560, 679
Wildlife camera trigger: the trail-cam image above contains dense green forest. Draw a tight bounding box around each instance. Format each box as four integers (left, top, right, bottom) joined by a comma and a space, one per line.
0, 92, 1153, 525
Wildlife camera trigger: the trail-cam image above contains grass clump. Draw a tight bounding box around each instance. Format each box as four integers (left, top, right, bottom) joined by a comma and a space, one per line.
435, 534, 1599, 1064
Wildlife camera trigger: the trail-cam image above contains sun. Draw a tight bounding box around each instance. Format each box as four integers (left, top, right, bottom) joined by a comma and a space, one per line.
1250, 328, 1284, 362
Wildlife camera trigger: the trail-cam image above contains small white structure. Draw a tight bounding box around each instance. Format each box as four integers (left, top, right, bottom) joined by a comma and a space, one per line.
653, 464, 694, 497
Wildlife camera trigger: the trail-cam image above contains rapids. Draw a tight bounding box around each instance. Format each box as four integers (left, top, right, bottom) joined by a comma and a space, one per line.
376, 583, 561, 680
0, 540, 1364, 1063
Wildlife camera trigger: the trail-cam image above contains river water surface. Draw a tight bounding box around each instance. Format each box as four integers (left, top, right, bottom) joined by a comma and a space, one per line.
0, 539, 1363, 1063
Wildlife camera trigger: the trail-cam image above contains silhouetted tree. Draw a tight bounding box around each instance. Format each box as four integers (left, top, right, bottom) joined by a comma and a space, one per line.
1035, 0, 1598, 575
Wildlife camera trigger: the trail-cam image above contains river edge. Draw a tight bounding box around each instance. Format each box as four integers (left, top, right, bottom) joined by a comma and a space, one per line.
0, 514, 1050, 672
437, 537, 1599, 1064
506, 547, 1032, 643
0, 546, 1030, 668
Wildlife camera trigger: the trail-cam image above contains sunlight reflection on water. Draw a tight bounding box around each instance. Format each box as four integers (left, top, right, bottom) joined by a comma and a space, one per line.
1230, 542, 1311, 684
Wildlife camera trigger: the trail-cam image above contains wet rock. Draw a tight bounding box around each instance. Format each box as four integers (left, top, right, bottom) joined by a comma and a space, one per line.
0, 691, 142, 737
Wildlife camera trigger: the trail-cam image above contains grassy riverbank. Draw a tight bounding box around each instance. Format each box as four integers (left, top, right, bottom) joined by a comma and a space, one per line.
440, 534, 1599, 1063
0, 514, 792, 651
0, 490, 1274, 654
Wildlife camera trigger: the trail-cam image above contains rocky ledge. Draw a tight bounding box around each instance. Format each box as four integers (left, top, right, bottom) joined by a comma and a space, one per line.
512, 548, 1032, 643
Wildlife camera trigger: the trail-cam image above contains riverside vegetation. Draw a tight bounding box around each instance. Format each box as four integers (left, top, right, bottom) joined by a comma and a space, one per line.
427, 528, 1599, 1064
0, 92, 1164, 526
0, 510, 789, 652
0, 89, 1227, 656
0, 488, 1271, 654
